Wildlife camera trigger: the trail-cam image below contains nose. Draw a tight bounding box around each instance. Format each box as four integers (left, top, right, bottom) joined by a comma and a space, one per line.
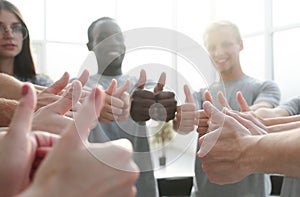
2, 28, 14, 39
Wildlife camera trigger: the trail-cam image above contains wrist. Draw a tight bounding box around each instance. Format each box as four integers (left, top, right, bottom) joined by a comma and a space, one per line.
239, 135, 262, 175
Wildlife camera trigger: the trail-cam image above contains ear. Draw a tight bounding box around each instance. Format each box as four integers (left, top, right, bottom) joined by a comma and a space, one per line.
87, 42, 92, 51
239, 40, 244, 51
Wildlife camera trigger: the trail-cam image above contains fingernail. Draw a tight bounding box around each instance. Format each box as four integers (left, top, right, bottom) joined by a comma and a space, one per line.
22, 85, 29, 96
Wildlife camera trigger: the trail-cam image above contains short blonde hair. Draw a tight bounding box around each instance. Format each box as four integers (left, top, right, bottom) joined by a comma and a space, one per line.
203, 20, 242, 43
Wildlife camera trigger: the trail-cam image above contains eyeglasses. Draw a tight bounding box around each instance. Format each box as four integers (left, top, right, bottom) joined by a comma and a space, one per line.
0, 24, 28, 39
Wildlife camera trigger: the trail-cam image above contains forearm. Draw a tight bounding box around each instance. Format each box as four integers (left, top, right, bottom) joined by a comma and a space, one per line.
0, 98, 18, 126
255, 107, 290, 119
0, 73, 23, 99
249, 101, 273, 112
263, 115, 300, 126
268, 121, 300, 133
246, 130, 300, 177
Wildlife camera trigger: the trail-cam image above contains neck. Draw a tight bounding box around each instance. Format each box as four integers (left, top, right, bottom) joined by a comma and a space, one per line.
220, 64, 244, 81
0, 58, 14, 76
98, 66, 122, 76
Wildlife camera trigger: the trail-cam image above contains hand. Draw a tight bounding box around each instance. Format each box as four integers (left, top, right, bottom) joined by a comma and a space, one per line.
224, 108, 268, 135
197, 101, 254, 184
36, 72, 69, 110
195, 90, 211, 136
99, 79, 130, 123
0, 83, 60, 196
130, 69, 177, 122
130, 88, 155, 122
153, 91, 177, 121
130, 69, 155, 122
20, 85, 139, 197
195, 90, 250, 136
173, 85, 196, 134
36, 70, 90, 111
32, 80, 82, 134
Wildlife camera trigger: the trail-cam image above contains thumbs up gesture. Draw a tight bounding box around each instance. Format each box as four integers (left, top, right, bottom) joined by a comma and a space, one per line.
173, 85, 196, 134
130, 69, 177, 122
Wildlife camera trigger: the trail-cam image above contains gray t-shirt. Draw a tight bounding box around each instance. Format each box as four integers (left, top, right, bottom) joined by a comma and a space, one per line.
191, 75, 281, 197
86, 74, 159, 197
279, 96, 300, 116
279, 96, 300, 197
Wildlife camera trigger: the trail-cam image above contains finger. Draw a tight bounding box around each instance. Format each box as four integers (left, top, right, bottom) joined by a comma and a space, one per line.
77, 69, 89, 87
51, 80, 82, 115
203, 101, 225, 121
42, 72, 69, 95
8, 83, 36, 137
106, 79, 117, 95
137, 69, 146, 89
184, 84, 194, 103
198, 103, 231, 157
114, 80, 130, 97
217, 91, 231, 109
154, 72, 166, 93
105, 94, 124, 108
132, 89, 155, 99
61, 87, 105, 148
225, 109, 266, 135
236, 91, 250, 112
204, 90, 213, 103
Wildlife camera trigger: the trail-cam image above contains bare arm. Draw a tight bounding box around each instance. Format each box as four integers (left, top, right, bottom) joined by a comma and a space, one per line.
249, 101, 274, 111
0, 73, 23, 100
197, 102, 300, 185
247, 128, 300, 177
254, 107, 290, 118
0, 98, 18, 127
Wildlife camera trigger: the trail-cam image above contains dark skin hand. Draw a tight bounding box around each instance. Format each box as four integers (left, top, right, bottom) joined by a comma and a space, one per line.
130, 69, 177, 122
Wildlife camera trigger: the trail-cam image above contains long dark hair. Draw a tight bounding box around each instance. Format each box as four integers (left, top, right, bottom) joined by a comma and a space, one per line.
0, 0, 36, 79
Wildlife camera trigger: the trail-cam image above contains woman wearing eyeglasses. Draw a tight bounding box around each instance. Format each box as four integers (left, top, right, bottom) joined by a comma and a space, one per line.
0, 0, 52, 86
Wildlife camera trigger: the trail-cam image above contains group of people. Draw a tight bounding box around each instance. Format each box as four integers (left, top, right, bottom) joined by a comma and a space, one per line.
1, 0, 300, 196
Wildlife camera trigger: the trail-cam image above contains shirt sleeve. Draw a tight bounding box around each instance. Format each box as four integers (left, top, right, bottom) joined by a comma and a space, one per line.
279, 96, 300, 115
254, 80, 281, 107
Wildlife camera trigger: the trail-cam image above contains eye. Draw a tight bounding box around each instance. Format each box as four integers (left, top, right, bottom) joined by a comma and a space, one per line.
11, 25, 23, 33
0, 25, 5, 32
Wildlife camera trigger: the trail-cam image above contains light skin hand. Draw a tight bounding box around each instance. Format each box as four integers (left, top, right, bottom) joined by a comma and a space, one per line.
100, 79, 130, 123
236, 91, 250, 112
173, 85, 196, 134
32, 80, 82, 135
20, 86, 139, 197
36, 72, 70, 110
197, 101, 254, 185
223, 108, 268, 135
36, 70, 90, 111
195, 90, 211, 136
216, 91, 267, 135
153, 72, 166, 93
0, 83, 60, 196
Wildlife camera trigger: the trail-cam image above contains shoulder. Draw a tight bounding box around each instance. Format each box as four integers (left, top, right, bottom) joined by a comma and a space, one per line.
244, 76, 279, 88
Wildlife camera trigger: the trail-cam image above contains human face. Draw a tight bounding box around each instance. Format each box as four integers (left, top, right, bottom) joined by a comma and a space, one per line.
90, 20, 125, 71
0, 10, 24, 59
204, 28, 243, 74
